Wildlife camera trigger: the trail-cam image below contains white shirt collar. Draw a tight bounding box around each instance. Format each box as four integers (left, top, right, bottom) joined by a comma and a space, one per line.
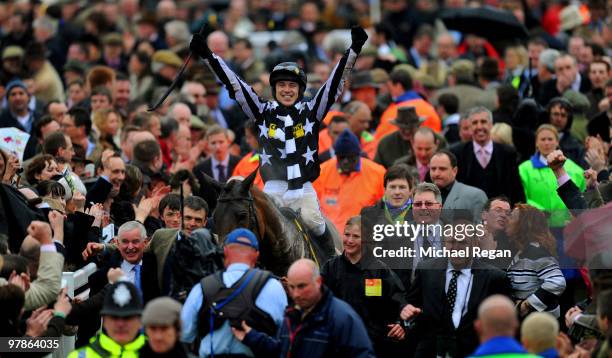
571, 72, 582, 92
447, 260, 472, 275
211, 154, 230, 168
121, 259, 143, 272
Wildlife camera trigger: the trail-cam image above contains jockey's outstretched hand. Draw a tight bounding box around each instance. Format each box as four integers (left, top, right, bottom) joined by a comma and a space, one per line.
190, 33, 213, 59
350, 26, 368, 52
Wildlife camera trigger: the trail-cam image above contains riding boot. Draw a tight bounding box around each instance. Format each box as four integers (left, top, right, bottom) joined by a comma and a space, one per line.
313, 225, 336, 258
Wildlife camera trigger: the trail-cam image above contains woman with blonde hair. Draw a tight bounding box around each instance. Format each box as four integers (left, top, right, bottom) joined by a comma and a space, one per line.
504, 45, 528, 86
506, 204, 566, 318
92, 108, 122, 152
491, 122, 514, 147
518, 124, 585, 227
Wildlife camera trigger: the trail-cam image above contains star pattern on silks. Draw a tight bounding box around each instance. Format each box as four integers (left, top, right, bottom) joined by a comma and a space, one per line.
302, 145, 316, 164
278, 147, 287, 159
276, 114, 293, 126
267, 101, 279, 110
260, 148, 272, 166
258, 120, 269, 139
304, 118, 314, 136
295, 101, 305, 114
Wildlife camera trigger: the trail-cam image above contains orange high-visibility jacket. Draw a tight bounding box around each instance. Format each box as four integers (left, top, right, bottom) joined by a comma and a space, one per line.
313, 157, 386, 233
318, 128, 333, 154
374, 98, 441, 141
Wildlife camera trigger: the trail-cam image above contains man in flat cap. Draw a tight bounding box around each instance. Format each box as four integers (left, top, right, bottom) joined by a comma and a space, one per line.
151, 50, 182, 89
141, 297, 191, 356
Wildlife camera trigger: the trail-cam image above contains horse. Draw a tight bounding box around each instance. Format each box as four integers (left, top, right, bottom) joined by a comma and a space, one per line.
201, 169, 340, 277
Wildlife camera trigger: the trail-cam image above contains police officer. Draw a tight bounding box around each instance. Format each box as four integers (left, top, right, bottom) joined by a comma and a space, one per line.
180, 228, 287, 357
68, 281, 146, 357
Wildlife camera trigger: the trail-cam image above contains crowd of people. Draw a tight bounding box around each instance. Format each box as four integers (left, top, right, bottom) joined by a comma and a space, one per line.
0, 0, 611, 357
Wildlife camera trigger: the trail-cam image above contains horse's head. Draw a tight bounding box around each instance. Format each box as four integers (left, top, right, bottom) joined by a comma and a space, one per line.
212, 168, 259, 243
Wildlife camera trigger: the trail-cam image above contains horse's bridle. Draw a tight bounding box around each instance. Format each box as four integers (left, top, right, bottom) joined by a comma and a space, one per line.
216, 191, 263, 239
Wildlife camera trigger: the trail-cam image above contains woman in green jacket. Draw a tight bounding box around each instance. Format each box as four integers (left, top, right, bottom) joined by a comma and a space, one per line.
518, 124, 586, 228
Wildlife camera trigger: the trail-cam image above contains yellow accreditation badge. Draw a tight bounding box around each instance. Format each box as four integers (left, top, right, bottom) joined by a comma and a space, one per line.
268, 123, 277, 138
293, 123, 304, 138
364, 278, 382, 296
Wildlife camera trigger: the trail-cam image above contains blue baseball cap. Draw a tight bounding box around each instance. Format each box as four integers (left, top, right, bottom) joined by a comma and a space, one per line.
225, 228, 259, 250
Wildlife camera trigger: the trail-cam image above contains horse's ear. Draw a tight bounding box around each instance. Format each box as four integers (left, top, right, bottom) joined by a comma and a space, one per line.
200, 171, 224, 194
240, 165, 259, 193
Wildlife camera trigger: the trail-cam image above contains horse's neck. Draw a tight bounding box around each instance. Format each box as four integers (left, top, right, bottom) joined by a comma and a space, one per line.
252, 189, 302, 245
253, 189, 292, 231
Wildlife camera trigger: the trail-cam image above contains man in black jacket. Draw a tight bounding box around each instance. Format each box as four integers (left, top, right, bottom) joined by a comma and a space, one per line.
400, 215, 512, 358
88, 221, 159, 303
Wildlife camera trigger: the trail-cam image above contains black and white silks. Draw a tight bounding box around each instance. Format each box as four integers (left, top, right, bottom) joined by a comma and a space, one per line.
203, 48, 359, 200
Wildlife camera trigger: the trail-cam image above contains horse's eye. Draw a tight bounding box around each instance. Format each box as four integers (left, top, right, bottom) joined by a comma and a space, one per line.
237, 212, 248, 221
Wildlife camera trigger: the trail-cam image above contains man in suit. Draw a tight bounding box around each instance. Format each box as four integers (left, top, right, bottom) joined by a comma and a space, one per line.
430, 150, 488, 221
394, 127, 439, 183
450, 106, 524, 205
409, 182, 445, 273
89, 221, 160, 304
194, 125, 240, 211
83, 221, 159, 348
539, 54, 591, 106
400, 214, 512, 357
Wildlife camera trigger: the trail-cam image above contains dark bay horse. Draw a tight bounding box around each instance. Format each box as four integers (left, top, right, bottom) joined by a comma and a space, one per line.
202, 169, 338, 276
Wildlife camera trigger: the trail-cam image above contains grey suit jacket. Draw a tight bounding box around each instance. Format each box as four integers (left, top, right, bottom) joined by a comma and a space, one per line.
442, 181, 488, 221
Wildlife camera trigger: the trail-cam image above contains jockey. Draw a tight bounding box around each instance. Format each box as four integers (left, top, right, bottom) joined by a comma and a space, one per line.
189, 27, 368, 244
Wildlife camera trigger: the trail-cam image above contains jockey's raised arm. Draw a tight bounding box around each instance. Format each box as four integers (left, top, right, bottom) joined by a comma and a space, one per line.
190, 36, 265, 122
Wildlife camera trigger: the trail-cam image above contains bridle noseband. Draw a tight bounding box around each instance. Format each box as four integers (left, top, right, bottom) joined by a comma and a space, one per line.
216, 191, 263, 239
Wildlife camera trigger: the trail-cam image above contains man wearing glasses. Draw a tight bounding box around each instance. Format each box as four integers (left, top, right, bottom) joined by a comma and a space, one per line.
189, 27, 369, 248
411, 182, 444, 273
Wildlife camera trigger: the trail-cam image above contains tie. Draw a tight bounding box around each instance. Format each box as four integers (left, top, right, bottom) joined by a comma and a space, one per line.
418, 164, 428, 182
217, 164, 227, 182
447, 270, 461, 312
477, 148, 489, 168
133, 264, 143, 298
422, 228, 433, 250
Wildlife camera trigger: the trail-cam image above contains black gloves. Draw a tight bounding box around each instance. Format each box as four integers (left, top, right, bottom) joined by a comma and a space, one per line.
189, 33, 213, 59
350, 26, 368, 53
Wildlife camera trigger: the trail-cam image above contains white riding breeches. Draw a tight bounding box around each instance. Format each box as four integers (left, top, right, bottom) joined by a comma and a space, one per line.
264, 180, 326, 236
